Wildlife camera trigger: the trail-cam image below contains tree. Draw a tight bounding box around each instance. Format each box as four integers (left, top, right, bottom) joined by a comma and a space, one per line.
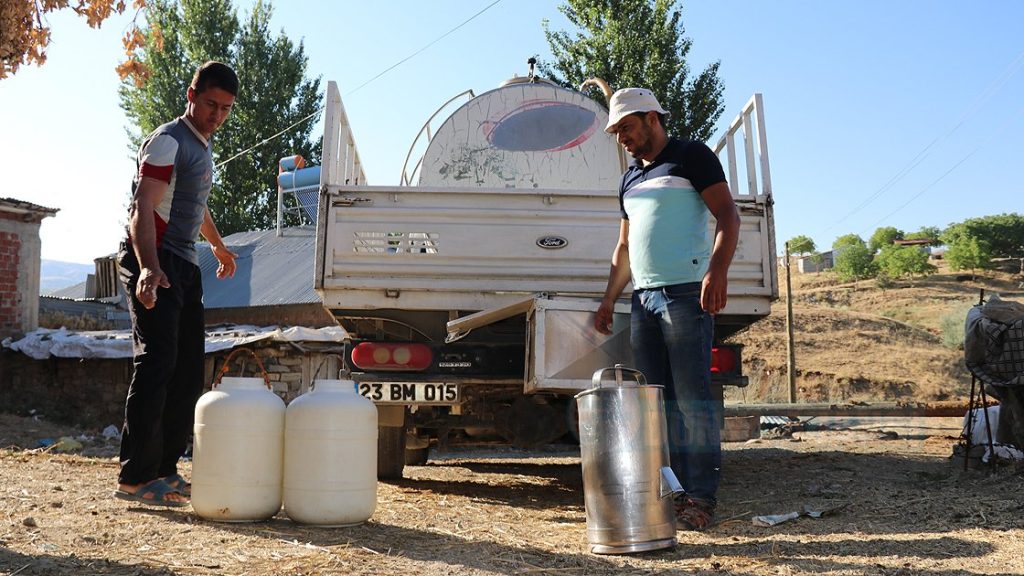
540, 0, 724, 143
0, 0, 150, 84
876, 244, 936, 280
787, 235, 815, 255
941, 213, 1024, 258
832, 233, 865, 250
119, 0, 322, 234
946, 236, 991, 279
868, 226, 904, 253
832, 234, 876, 282
905, 226, 942, 247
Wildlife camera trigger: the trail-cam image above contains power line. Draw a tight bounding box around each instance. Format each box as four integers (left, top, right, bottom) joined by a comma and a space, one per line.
214, 0, 504, 171
860, 104, 1024, 235
215, 108, 322, 170
825, 47, 1024, 233
343, 0, 503, 98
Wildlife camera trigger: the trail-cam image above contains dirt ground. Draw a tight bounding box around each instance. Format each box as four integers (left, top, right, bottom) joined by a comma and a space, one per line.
2, 413, 1024, 576
4, 265, 1022, 575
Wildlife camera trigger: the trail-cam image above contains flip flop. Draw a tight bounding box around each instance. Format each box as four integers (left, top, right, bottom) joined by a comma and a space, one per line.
162, 473, 191, 497
113, 478, 189, 508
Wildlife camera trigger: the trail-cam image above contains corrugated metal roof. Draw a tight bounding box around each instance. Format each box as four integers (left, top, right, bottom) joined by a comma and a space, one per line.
0, 197, 58, 215
39, 296, 131, 328
50, 281, 88, 299
198, 225, 320, 309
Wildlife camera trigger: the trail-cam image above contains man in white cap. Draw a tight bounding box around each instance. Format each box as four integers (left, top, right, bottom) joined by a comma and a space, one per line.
594, 87, 740, 531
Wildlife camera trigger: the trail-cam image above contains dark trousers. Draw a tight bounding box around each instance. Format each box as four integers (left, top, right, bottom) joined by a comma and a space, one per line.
117, 244, 205, 485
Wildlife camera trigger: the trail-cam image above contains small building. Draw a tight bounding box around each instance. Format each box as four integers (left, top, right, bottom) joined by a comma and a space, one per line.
796, 251, 833, 274
196, 225, 335, 327
41, 225, 333, 328
0, 198, 58, 339
893, 238, 935, 255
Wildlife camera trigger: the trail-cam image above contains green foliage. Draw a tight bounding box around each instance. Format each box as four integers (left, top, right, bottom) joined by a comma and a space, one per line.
832, 233, 865, 250
945, 236, 991, 277
787, 235, 815, 255
540, 0, 724, 143
876, 244, 936, 279
868, 226, 904, 253
833, 240, 877, 282
905, 226, 942, 246
939, 303, 973, 349
941, 213, 1024, 258
118, 0, 322, 235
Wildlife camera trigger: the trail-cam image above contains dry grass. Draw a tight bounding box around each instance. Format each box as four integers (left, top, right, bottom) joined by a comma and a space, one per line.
727, 263, 1024, 405
2, 413, 1024, 576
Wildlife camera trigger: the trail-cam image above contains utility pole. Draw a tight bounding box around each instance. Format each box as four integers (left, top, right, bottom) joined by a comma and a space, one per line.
785, 242, 796, 403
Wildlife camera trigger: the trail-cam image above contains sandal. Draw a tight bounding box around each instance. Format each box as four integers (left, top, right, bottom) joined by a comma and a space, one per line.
162, 473, 191, 497
113, 478, 189, 508
675, 496, 715, 531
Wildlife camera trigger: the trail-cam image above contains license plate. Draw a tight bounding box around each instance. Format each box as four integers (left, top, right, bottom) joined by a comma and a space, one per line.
357, 382, 459, 404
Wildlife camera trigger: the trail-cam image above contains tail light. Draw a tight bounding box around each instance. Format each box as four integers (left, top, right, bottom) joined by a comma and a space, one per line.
711, 346, 739, 375
350, 342, 433, 371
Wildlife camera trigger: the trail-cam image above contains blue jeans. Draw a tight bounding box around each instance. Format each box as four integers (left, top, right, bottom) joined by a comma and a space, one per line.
631, 282, 720, 504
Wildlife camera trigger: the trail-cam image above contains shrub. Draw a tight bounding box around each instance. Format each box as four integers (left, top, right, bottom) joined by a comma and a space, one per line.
939, 303, 974, 349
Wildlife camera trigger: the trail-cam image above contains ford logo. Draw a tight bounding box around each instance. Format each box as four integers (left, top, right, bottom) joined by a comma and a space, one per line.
537, 236, 569, 249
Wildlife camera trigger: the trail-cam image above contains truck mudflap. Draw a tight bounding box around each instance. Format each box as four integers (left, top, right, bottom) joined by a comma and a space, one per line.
447, 295, 633, 394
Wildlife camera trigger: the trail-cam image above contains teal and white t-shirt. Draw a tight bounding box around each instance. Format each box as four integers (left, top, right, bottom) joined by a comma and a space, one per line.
618, 138, 726, 289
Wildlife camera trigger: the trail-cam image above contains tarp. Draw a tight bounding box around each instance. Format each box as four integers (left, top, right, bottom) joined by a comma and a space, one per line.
964, 294, 1024, 389
1, 324, 350, 360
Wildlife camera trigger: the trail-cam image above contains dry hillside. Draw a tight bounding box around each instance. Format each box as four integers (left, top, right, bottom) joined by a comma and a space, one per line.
725, 260, 1024, 404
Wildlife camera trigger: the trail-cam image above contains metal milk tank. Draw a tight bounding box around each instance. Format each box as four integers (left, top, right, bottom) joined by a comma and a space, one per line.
284, 376, 378, 526
575, 366, 683, 554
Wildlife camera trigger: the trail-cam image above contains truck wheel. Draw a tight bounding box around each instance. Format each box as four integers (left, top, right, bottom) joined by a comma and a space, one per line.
405, 446, 429, 465
377, 425, 407, 479
405, 430, 430, 465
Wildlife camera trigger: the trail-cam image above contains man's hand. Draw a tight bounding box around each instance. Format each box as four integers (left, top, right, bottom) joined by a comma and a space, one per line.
212, 244, 238, 279
700, 271, 728, 315
594, 300, 615, 335
137, 267, 170, 309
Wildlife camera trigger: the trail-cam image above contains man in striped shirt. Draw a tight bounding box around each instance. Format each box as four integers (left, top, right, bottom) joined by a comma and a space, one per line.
114, 61, 239, 507
595, 87, 740, 531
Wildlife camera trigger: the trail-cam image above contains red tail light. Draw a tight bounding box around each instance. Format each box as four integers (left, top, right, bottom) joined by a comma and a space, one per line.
350, 342, 433, 371
711, 346, 739, 374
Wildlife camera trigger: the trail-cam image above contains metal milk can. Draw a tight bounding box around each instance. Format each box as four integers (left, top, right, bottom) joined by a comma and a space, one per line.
575, 365, 684, 554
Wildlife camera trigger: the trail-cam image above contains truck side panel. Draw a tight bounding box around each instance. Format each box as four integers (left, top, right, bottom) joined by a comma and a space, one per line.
316, 184, 774, 317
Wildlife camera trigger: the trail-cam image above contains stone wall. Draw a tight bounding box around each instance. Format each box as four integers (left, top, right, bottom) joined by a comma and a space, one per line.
0, 340, 346, 430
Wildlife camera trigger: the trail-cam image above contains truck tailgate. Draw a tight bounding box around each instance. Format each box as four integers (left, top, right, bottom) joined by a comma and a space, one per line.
315, 185, 620, 311
315, 184, 774, 318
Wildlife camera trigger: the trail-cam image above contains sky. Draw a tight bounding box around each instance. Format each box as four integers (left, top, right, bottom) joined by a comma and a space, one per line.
1, 0, 1022, 264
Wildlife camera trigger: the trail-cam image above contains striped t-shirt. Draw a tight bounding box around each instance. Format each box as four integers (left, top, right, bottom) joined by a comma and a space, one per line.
129, 117, 213, 266
618, 137, 726, 289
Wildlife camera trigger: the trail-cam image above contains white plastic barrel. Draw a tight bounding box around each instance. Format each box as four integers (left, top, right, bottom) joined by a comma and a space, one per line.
192, 376, 286, 522
284, 378, 378, 526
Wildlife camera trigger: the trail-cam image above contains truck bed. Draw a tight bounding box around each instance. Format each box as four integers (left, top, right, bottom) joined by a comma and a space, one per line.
314, 183, 775, 336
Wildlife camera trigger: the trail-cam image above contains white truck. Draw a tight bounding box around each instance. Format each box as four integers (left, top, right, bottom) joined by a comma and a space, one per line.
312, 72, 777, 477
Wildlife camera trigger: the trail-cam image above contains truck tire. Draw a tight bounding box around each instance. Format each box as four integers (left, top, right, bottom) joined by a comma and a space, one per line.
377, 424, 406, 479
405, 446, 429, 465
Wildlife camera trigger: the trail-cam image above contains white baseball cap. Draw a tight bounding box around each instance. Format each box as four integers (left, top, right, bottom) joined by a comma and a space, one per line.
604, 87, 669, 133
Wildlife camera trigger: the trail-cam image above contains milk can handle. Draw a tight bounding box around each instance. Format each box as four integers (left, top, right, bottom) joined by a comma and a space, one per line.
310, 353, 349, 390
591, 364, 647, 389
213, 347, 271, 389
